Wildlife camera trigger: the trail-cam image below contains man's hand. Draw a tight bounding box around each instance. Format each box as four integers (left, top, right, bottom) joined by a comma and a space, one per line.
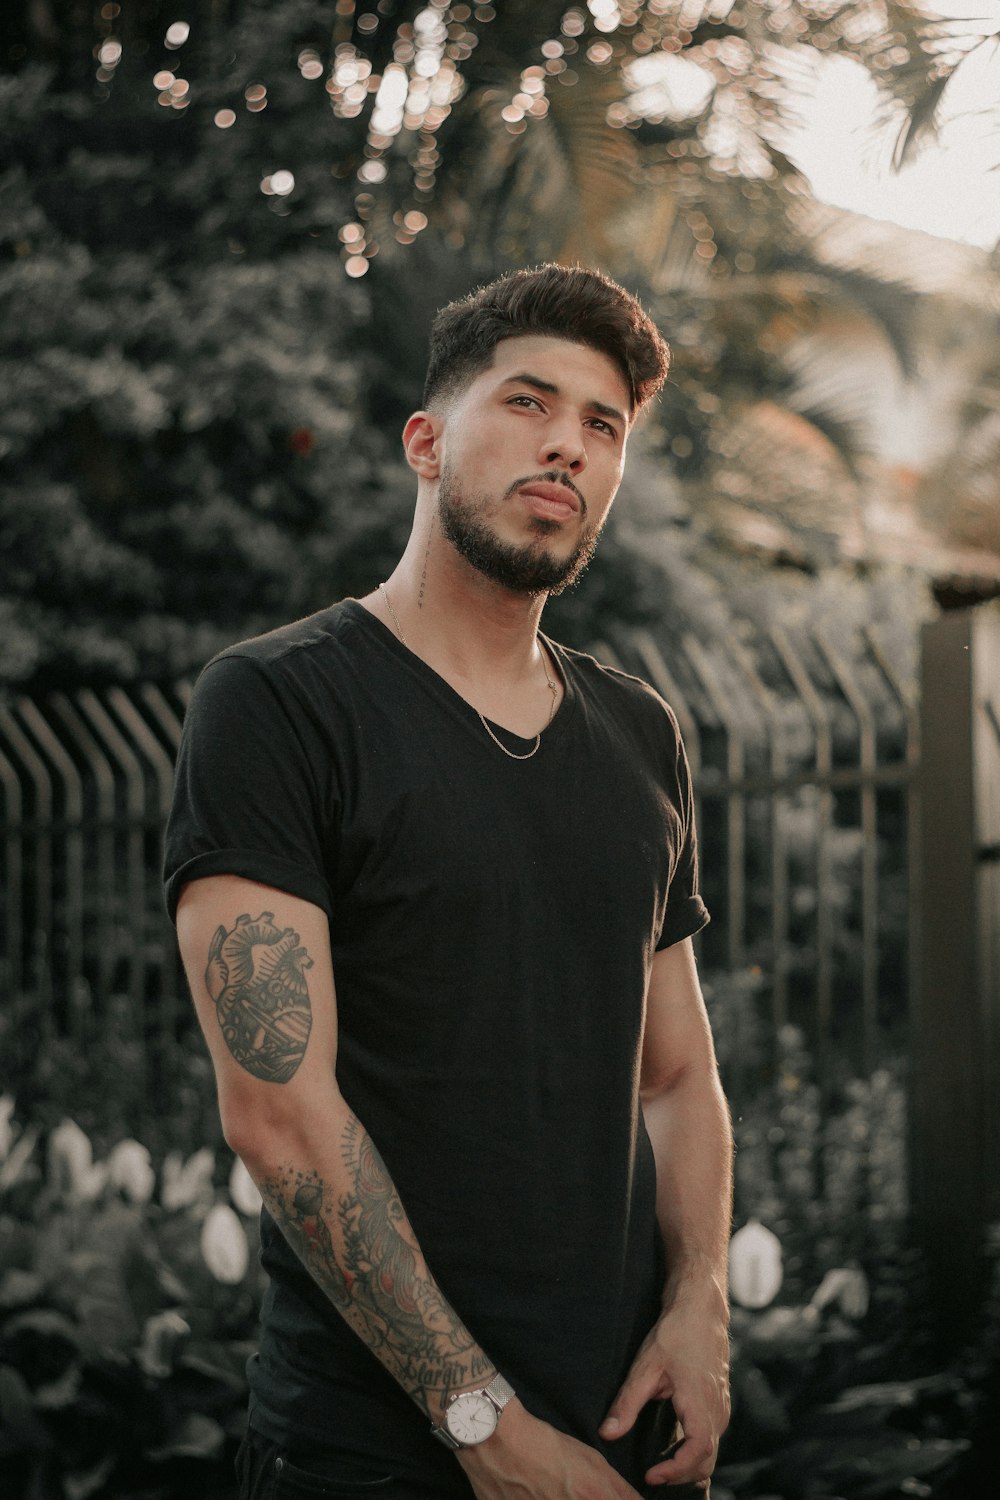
598, 1281, 730, 1489
457, 1398, 644, 1499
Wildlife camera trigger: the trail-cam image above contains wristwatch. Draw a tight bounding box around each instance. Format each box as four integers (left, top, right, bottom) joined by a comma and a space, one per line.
431, 1372, 516, 1449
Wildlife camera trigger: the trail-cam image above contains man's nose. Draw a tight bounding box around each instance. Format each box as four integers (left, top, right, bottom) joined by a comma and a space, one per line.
538, 422, 587, 474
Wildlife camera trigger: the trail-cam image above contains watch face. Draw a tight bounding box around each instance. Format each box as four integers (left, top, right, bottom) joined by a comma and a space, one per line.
445, 1391, 498, 1445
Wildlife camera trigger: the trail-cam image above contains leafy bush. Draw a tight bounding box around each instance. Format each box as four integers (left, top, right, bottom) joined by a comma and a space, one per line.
0, 1100, 261, 1499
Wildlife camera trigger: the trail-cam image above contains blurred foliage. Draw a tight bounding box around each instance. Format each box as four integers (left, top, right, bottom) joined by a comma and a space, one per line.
709, 985, 908, 1281
0, 990, 222, 1165
1, 1, 998, 687
1, 993, 996, 1499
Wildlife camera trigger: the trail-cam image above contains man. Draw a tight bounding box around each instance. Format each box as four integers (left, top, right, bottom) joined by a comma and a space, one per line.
164, 263, 732, 1500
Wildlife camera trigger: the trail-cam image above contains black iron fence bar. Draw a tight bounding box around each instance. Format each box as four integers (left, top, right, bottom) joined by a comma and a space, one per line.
107, 689, 177, 820
0, 702, 53, 998
0, 740, 24, 994
624, 627, 703, 767
139, 683, 186, 760
145, 685, 190, 1028
727, 634, 791, 1029
108, 686, 185, 1027
16, 699, 86, 1013
683, 633, 748, 973
815, 629, 880, 1073
770, 627, 835, 1045
75, 690, 146, 1006
695, 760, 911, 796
864, 624, 922, 1050
49, 694, 117, 999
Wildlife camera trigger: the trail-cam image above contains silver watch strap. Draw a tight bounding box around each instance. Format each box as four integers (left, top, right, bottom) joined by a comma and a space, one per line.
483, 1372, 515, 1415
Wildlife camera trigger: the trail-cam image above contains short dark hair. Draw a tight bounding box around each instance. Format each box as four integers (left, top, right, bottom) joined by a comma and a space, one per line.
423, 264, 669, 416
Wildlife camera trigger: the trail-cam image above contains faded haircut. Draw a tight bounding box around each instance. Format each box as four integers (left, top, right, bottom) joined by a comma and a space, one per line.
423, 263, 670, 416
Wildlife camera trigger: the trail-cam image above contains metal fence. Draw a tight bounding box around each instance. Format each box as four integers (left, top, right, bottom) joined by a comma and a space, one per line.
0, 681, 191, 1038
0, 620, 918, 1095
604, 619, 917, 1095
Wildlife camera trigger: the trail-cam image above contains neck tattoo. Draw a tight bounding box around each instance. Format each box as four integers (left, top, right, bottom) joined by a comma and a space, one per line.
378, 581, 558, 761
417, 535, 431, 610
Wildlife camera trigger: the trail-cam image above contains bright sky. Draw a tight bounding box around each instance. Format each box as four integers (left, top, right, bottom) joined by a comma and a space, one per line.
778, 2, 1000, 250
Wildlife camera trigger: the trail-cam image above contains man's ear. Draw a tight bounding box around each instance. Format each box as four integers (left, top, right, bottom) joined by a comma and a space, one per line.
402, 411, 442, 479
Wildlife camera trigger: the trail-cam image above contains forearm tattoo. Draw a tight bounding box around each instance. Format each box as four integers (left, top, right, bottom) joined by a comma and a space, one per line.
204, 914, 491, 1414
205, 911, 313, 1083
261, 1120, 493, 1417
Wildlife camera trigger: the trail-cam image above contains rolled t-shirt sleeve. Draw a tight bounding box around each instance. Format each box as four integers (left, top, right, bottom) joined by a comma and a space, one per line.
655, 711, 710, 950
163, 653, 337, 924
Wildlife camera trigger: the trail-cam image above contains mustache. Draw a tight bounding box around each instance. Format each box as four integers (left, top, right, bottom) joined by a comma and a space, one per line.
504, 470, 587, 516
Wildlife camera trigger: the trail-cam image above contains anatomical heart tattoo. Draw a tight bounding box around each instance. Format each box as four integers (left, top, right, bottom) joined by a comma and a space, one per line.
205, 911, 313, 1083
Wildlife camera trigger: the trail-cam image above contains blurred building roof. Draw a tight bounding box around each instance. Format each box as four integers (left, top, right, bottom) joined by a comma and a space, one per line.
714, 202, 1000, 595
792, 200, 1000, 309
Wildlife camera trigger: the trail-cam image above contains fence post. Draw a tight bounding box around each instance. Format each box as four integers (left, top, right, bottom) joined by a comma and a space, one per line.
914, 601, 1000, 1350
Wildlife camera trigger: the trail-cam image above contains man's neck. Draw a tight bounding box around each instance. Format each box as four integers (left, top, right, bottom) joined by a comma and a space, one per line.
363, 524, 548, 688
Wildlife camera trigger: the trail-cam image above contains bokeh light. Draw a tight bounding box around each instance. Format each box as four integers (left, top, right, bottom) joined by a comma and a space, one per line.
357, 160, 387, 184
298, 49, 324, 80
214, 109, 236, 129
164, 21, 190, 50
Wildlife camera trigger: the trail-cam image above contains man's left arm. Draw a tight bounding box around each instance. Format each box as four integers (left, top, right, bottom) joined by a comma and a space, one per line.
599, 936, 733, 1489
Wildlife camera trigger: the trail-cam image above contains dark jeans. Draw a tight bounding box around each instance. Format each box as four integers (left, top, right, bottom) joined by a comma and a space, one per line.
235, 1427, 474, 1500
236, 1425, 710, 1499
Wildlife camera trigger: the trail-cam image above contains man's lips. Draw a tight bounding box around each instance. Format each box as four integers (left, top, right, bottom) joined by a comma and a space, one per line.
518, 482, 581, 518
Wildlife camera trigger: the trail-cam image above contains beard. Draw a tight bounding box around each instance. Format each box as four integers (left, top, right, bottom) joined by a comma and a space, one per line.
437, 461, 602, 596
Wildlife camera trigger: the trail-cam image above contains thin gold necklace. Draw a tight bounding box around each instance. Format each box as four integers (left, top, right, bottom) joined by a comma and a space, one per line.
378, 582, 558, 761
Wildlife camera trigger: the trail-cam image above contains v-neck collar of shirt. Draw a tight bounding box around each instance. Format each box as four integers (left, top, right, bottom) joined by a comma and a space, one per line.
341, 598, 577, 756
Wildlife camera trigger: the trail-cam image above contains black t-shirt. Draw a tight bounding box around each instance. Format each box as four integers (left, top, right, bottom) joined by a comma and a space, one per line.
164, 599, 709, 1488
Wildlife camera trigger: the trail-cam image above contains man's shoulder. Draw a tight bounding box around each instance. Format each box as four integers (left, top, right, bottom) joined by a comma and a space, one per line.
553, 637, 679, 727
203, 600, 364, 678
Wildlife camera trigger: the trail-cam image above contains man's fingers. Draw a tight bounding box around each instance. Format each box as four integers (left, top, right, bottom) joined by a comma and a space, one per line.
644, 1431, 716, 1487
599, 1364, 662, 1441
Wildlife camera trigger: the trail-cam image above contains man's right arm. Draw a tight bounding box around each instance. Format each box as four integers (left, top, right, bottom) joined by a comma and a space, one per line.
177, 873, 640, 1500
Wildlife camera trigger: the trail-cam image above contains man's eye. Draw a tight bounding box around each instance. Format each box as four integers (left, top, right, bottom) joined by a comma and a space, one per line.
509, 394, 542, 409
589, 419, 616, 437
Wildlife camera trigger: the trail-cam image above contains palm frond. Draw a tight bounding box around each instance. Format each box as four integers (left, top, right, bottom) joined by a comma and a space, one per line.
789, 402, 870, 478
891, 72, 951, 169
770, 1, 1000, 169
540, 59, 644, 264
431, 55, 646, 267
770, 254, 923, 378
